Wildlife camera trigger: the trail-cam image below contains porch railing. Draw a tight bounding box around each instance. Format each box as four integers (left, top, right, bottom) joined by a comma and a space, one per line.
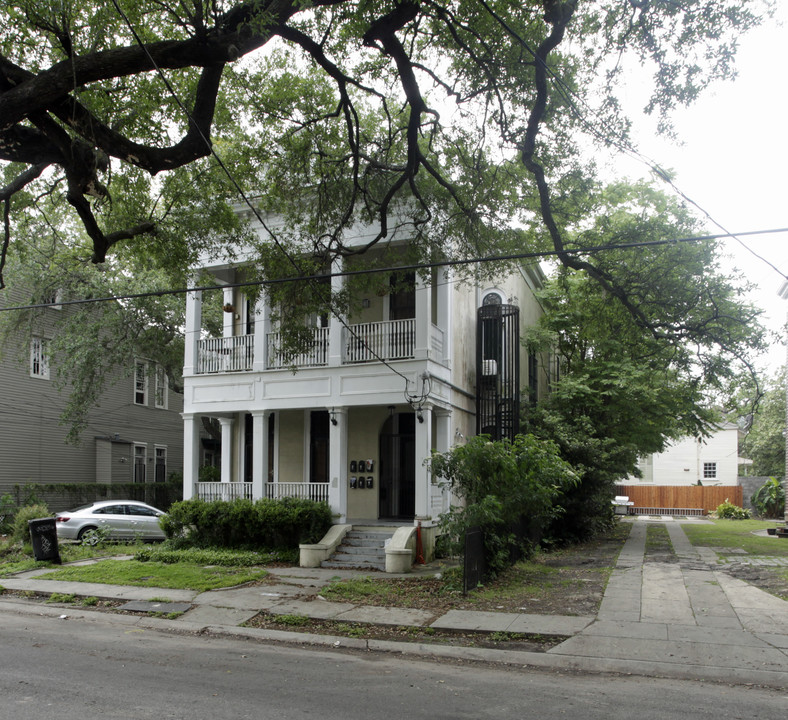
195, 482, 254, 501
266, 327, 329, 369
195, 481, 330, 504
264, 482, 330, 503
344, 318, 415, 363
197, 335, 254, 374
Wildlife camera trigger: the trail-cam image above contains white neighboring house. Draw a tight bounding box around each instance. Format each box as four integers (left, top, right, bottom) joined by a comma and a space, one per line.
181, 210, 552, 563
629, 422, 741, 486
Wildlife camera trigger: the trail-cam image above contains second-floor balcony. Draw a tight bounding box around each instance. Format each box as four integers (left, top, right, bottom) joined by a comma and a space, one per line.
195, 318, 431, 374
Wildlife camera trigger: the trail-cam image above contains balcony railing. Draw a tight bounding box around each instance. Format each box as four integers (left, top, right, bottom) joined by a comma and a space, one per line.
344, 318, 415, 363
195, 319, 419, 374
266, 327, 329, 369
197, 335, 254, 374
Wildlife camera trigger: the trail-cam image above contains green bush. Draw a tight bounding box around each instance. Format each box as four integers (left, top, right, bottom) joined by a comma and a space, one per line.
431, 434, 578, 579
11, 503, 52, 543
134, 545, 297, 566
714, 498, 751, 520
160, 497, 333, 550
751, 477, 786, 519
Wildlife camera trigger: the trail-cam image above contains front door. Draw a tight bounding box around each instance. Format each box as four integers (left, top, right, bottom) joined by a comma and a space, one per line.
310, 410, 330, 485
379, 412, 415, 520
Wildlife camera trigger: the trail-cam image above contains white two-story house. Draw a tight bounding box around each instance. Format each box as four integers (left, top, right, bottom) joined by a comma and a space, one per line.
181, 211, 550, 544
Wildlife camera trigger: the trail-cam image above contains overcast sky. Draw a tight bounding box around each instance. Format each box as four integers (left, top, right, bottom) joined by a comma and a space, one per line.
615, 5, 788, 373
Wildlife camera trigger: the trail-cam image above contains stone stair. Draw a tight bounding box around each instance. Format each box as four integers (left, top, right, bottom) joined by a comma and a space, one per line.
320, 527, 395, 571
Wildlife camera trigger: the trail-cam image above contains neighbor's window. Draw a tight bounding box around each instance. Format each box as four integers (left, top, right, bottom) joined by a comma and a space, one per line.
134, 361, 148, 405
30, 337, 49, 379
703, 462, 717, 479
154, 365, 167, 409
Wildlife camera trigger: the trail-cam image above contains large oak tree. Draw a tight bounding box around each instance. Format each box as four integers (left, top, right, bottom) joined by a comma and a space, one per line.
0, 0, 771, 438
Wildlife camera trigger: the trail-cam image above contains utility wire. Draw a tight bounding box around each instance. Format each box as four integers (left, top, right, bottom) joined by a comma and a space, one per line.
2, 227, 786, 313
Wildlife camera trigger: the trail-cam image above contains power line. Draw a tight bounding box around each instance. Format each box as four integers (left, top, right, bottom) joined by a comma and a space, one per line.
2, 226, 786, 313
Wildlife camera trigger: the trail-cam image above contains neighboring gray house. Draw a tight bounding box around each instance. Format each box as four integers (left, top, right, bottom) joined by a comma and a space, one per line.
0, 286, 184, 512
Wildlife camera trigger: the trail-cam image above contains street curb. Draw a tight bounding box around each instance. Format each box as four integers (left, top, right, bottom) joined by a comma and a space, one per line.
5, 597, 786, 690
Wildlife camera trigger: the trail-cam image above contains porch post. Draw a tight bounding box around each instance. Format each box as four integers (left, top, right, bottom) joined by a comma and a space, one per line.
222, 287, 234, 338
436, 267, 452, 366
328, 257, 345, 367
251, 410, 269, 500
414, 273, 430, 360
182, 413, 200, 500
218, 417, 234, 484
184, 283, 202, 377
434, 408, 452, 516
328, 406, 348, 523
253, 291, 269, 373
414, 403, 433, 520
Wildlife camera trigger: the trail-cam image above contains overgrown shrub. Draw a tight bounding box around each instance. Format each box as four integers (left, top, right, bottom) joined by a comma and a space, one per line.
751, 477, 786, 519
431, 434, 577, 579
160, 497, 333, 550
714, 498, 751, 520
11, 503, 51, 543
134, 545, 297, 566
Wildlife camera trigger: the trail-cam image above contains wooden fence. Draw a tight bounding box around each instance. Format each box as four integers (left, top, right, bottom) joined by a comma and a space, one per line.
615, 485, 742, 514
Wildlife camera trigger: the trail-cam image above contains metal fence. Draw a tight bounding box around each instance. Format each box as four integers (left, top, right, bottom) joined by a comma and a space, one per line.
463, 527, 485, 594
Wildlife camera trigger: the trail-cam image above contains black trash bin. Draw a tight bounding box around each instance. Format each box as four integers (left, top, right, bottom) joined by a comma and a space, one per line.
28, 517, 62, 563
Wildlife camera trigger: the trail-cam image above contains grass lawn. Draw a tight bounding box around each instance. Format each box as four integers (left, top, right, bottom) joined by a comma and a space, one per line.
683, 518, 788, 557
39, 558, 268, 592
0, 538, 130, 578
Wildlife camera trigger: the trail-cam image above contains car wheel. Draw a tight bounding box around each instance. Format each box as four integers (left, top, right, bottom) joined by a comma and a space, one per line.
78, 526, 100, 545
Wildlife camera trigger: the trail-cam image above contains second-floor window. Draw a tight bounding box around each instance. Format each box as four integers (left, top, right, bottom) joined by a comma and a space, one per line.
134, 361, 148, 405
154, 366, 168, 409
30, 337, 49, 379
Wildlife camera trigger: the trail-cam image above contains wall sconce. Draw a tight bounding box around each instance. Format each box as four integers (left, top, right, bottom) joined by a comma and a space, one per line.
119, 457, 128, 464
223, 303, 235, 313
417, 410, 424, 423
330, 408, 338, 426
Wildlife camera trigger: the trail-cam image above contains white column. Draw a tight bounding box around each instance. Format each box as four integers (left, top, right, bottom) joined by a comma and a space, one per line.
184, 285, 202, 377
414, 403, 433, 520
328, 407, 348, 522
219, 417, 234, 484
223, 287, 234, 338
252, 410, 269, 500
253, 292, 269, 372
328, 257, 345, 367
182, 413, 200, 500
414, 273, 430, 360
436, 267, 452, 367
434, 409, 452, 515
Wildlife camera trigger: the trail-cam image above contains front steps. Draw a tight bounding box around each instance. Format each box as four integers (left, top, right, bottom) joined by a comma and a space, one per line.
320, 527, 395, 571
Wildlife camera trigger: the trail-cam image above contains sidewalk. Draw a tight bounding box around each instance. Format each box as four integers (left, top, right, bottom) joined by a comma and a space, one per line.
2, 518, 787, 687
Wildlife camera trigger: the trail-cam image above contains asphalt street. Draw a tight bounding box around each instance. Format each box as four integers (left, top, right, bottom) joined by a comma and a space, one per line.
1, 611, 786, 720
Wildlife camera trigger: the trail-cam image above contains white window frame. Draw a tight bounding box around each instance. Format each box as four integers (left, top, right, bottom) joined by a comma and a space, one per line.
30, 337, 50, 379
154, 445, 167, 482
134, 360, 148, 406
703, 462, 717, 479
154, 365, 168, 409
134, 444, 148, 483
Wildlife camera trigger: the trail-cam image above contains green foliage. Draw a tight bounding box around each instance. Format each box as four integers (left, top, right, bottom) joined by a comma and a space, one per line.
431, 434, 577, 578
11, 503, 51, 543
46, 592, 76, 604
160, 497, 333, 550
0, 494, 15, 533
714, 499, 751, 520
133, 545, 294, 566
751, 478, 786, 519
739, 370, 786, 478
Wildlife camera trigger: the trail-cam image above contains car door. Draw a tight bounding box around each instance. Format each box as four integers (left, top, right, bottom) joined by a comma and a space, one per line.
91, 504, 131, 539
125, 504, 165, 540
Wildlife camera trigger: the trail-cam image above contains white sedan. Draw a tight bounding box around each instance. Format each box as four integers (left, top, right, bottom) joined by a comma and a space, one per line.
55, 500, 166, 543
